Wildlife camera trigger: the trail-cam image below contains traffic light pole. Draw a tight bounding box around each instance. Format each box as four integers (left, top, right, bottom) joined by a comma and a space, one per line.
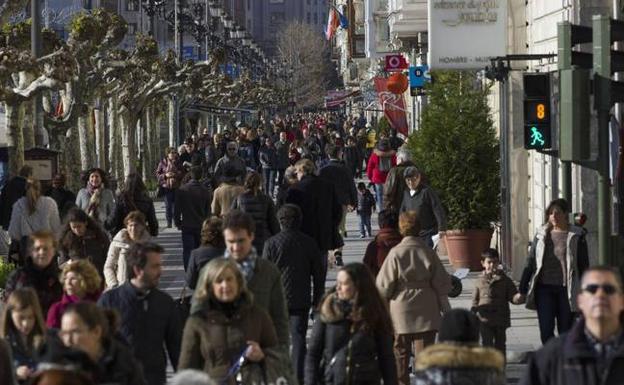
593, 15, 614, 265
557, 22, 576, 206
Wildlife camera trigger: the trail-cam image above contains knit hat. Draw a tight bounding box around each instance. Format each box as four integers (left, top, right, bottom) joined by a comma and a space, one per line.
438, 308, 480, 343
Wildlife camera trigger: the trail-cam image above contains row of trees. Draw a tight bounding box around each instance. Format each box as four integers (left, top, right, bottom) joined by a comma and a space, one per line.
0, 7, 287, 188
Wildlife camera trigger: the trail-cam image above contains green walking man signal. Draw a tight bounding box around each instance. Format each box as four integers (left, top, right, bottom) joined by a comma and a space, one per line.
523, 73, 552, 150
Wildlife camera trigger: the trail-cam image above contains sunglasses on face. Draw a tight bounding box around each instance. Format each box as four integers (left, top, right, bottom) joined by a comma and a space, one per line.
583, 283, 619, 295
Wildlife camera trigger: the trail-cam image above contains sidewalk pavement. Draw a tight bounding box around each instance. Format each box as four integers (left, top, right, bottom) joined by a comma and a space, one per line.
154, 199, 540, 384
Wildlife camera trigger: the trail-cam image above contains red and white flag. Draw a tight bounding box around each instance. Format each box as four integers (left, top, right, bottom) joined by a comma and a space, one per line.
325, 8, 339, 40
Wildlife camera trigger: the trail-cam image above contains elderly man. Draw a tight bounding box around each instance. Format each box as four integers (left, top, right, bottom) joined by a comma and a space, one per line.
383, 147, 416, 211
213, 141, 246, 183
521, 266, 624, 385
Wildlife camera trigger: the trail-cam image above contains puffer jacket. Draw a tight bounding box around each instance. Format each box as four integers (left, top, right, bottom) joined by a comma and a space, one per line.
3, 258, 62, 315
58, 227, 109, 277
519, 224, 589, 311
231, 191, 279, 252
413, 343, 505, 385
103, 229, 151, 289
363, 228, 402, 277
366, 149, 397, 184
304, 292, 397, 385
179, 293, 280, 385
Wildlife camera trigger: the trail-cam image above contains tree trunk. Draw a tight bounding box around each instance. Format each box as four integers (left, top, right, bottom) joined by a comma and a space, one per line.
153, 106, 161, 163
168, 98, 175, 147
21, 101, 34, 150
77, 115, 90, 171
120, 112, 138, 176
6, 103, 23, 176
143, 107, 152, 183
94, 98, 106, 169
107, 96, 119, 180
64, 126, 81, 191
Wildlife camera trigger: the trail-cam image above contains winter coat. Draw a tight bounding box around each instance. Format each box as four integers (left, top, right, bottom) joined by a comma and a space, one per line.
186, 245, 225, 289
94, 338, 147, 385
156, 157, 184, 189
363, 228, 402, 277
413, 343, 505, 385
471, 271, 518, 328
343, 145, 363, 176
109, 194, 159, 236
238, 142, 258, 169
285, 175, 343, 251
519, 224, 589, 311
263, 229, 325, 312
400, 184, 447, 236
366, 149, 397, 184
58, 228, 109, 277
211, 183, 245, 218
0, 338, 17, 385
357, 190, 376, 217
179, 293, 281, 385
75, 188, 115, 226
97, 282, 182, 385
174, 180, 212, 231
46, 292, 100, 329
520, 319, 624, 385
192, 257, 290, 348
376, 236, 452, 334
383, 160, 416, 211
214, 155, 247, 183
103, 229, 151, 289
231, 191, 279, 252
44, 187, 76, 220
275, 140, 290, 169
204, 143, 223, 173
8, 196, 61, 241
3, 258, 62, 315
0, 175, 27, 229
319, 159, 358, 207
5, 328, 40, 372
259, 145, 278, 169
304, 292, 398, 385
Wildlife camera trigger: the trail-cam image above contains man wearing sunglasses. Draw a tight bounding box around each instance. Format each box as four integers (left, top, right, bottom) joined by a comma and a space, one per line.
521, 266, 624, 385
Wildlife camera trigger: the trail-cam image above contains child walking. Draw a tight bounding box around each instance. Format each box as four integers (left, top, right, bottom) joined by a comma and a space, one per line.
471, 248, 524, 357
0, 288, 47, 383
356, 182, 376, 238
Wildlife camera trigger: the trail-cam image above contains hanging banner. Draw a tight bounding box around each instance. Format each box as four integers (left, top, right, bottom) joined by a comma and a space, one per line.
374, 77, 408, 137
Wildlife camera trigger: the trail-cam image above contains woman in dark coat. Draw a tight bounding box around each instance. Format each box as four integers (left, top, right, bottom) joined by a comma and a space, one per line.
231, 171, 279, 252
305, 263, 397, 385
58, 208, 110, 277
156, 147, 184, 228
186, 217, 226, 289
108, 173, 158, 236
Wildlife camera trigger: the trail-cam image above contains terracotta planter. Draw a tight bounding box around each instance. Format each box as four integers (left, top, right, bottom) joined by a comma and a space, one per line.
445, 229, 493, 271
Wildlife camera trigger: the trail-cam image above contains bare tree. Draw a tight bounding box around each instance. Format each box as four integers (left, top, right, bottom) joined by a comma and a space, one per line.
276, 21, 330, 109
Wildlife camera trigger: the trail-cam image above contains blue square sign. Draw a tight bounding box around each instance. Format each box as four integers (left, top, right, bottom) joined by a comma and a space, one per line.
409, 65, 430, 88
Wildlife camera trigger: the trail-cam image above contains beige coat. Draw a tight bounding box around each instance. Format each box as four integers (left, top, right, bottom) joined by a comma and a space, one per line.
104, 229, 151, 289
211, 183, 244, 217
376, 236, 452, 334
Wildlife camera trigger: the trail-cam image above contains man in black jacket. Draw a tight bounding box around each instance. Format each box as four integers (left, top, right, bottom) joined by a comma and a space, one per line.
174, 166, 212, 270
263, 204, 324, 384
521, 266, 624, 385
319, 144, 357, 265
98, 242, 182, 385
0, 165, 33, 229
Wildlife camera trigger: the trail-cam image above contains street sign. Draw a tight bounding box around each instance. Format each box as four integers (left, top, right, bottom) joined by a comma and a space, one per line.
385, 54, 408, 72
409, 65, 431, 88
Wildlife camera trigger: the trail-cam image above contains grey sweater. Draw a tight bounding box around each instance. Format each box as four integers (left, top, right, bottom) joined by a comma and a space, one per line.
76, 187, 115, 225
400, 185, 447, 236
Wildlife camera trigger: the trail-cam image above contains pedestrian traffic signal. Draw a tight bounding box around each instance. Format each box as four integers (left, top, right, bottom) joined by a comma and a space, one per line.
523, 73, 551, 150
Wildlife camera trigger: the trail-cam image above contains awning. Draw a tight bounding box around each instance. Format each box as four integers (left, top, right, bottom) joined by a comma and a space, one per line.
324, 89, 361, 108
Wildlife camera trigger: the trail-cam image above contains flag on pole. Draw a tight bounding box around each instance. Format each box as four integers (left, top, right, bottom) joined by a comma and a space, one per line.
325, 7, 340, 40
337, 9, 349, 29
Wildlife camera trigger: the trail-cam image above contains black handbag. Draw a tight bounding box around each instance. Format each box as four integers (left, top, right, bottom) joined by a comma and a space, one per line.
175, 286, 192, 325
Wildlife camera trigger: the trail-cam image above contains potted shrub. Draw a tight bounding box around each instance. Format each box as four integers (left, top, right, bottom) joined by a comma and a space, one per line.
0, 259, 16, 296
407, 71, 500, 270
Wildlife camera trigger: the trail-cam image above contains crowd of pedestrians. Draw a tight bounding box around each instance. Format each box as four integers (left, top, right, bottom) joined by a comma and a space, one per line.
0, 111, 619, 385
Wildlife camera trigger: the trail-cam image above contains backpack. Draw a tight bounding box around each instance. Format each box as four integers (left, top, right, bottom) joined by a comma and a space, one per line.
378, 155, 392, 172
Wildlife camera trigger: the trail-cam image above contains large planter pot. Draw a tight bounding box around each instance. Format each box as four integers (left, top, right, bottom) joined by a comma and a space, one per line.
445, 229, 493, 271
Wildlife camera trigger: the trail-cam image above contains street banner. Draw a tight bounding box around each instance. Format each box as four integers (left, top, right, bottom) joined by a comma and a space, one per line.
325, 7, 340, 40
385, 54, 408, 72
374, 77, 409, 137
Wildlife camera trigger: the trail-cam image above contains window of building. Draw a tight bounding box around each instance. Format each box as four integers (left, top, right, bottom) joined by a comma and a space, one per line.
314, 13, 317, 24
126, 0, 139, 12
127, 23, 137, 35
322, 13, 326, 22
269, 12, 285, 36
247, 0, 251, 10
100, 0, 118, 12
306, 12, 310, 24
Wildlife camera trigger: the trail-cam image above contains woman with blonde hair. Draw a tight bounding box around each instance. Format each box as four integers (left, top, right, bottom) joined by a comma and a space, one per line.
103, 210, 151, 289
8, 179, 60, 262
46, 259, 103, 329
180, 258, 280, 384
0, 287, 47, 382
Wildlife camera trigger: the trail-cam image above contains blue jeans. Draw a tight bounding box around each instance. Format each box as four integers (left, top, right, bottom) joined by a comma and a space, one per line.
164, 189, 176, 226
535, 283, 573, 344
359, 213, 371, 236
263, 168, 276, 198
374, 183, 384, 211
289, 309, 309, 384
181, 228, 201, 270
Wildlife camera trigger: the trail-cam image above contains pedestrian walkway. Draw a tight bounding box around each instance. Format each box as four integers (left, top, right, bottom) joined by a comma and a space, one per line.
153, 201, 540, 384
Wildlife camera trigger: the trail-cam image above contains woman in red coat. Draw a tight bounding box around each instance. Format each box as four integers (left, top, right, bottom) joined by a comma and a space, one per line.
366, 139, 396, 211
